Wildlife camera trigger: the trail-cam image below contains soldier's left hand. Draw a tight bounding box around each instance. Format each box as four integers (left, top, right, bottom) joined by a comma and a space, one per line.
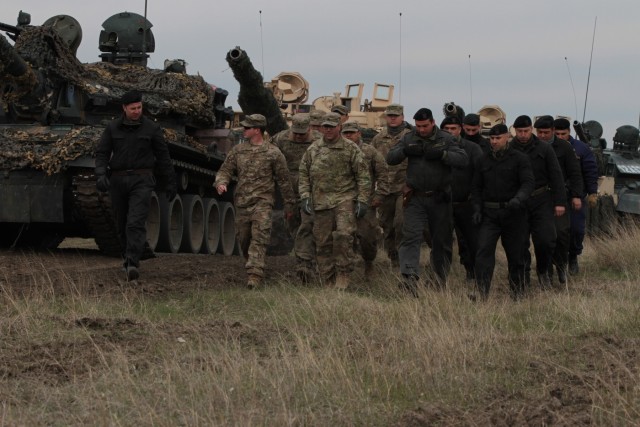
284, 209, 295, 221
423, 146, 445, 160
166, 184, 177, 201
587, 193, 598, 208
370, 197, 383, 208
355, 201, 368, 219
554, 205, 566, 217
571, 197, 582, 211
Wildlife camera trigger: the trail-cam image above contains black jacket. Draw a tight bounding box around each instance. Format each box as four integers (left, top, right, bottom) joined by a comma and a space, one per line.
550, 136, 583, 199
452, 137, 484, 202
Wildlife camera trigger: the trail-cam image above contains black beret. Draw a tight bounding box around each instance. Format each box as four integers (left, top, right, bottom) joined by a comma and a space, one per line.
413, 108, 433, 121
121, 90, 143, 105
534, 115, 554, 129
441, 116, 462, 127
488, 124, 509, 136
553, 118, 571, 130
513, 115, 532, 128
463, 113, 480, 126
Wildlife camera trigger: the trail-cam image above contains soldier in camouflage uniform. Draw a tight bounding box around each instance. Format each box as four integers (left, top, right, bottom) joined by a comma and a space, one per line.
214, 114, 296, 289
370, 104, 413, 267
341, 120, 390, 277
299, 112, 371, 289
270, 114, 322, 281
309, 110, 327, 133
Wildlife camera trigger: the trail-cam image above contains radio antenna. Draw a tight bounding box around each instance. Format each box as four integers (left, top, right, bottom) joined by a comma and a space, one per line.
564, 57, 579, 120
468, 54, 473, 112
142, 0, 148, 60
399, 12, 403, 104
582, 16, 597, 122
259, 10, 265, 78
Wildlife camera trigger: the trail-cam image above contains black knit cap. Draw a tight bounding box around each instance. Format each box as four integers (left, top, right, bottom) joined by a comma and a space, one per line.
463, 113, 480, 126
534, 115, 554, 129
513, 115, 532, 128
441, 116, 462, 127
121, 90, 143, 105
413, 108, 433, 121
488, 124, 509, 136
553, 118, 571, 130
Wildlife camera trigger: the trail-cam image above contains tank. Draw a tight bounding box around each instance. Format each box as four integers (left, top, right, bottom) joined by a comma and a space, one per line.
0, 11, 240, 256
600, 124, 640, 216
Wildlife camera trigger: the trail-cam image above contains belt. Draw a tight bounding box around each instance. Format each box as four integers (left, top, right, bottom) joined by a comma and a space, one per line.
483, 201, 507, 209
110, 168, 153, 176
531, 186, 549, 197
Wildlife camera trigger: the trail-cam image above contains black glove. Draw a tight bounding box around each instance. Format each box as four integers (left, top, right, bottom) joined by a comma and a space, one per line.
423, 146, 445, 160
403, 143, 424, 156
472, 211, 482, 225
301, 198, 313, 215
96, 175, 110, 192
355, 201, 368, 219
166, 184, 177, 201
505, 198, 521, 210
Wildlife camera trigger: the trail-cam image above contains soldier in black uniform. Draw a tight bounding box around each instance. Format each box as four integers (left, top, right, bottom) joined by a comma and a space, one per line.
472, 124, 534, 300
510, 115, 566, 289
441, 116, 484, 282
95, 90, 177, 281
533, 116, 583, 286
387, 108, 468, 294
462, 113, 491, 153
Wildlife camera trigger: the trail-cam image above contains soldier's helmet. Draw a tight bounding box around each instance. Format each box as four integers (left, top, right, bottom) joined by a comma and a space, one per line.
613, 125, 640, 151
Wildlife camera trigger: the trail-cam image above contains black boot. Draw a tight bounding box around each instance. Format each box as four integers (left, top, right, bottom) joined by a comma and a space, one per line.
568, 256, 579, 275
399, 274, 419, 298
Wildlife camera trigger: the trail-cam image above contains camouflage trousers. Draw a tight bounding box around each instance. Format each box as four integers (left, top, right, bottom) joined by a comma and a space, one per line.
313, 200, 356, 282
235, 202, 272, 279
356, 207, 379, 262
378, 193, 403, 263
287, 208, 316, 269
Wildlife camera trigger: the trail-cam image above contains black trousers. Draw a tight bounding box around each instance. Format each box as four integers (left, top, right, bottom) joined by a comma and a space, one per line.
523, 192, 557, 282
453, 200, 478, 276
551, 202, 571, 269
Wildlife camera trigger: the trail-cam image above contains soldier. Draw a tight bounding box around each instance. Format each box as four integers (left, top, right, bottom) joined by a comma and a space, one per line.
341, 120, 390, 277
441, 116, 484, 282
214, 114, 296, 289
371, 104, 413, 267
462, 113, 491, 152
553, 118, 599, 274
472, 124, 534, 300
331, 104, 350, 124
387, 108, 468, 295
299, 112, 371, 289
270, 114, 321, 282
309, 110, 327, 133
95, 90, 177, 282
534, 116, 583, 285
510, 115, 566, 289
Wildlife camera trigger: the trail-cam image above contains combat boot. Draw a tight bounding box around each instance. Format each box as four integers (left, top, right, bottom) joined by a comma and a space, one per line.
538, 272, 552, 290
568, 256, 579, 275
247, 274, 262, 290
364, 261, 374, 278
334, 272, 350, 290
557, 264, 567, 284
126, 265, 139, 282
399, 274, 419, 298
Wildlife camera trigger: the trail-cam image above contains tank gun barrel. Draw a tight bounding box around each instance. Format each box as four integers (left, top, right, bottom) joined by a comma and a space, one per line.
0, 32, 38, 101
0, 32, 30, 76
442, 102, 465, 121
226, 46, 288, 136
0, 21, 21, 41
573, 120, 590, 144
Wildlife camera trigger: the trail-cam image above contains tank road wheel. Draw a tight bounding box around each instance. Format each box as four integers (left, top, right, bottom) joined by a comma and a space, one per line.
180, 195, 205, 253
218, 201, 237, 256
200, 198, 221, 254
146, 191, 161, 251
157, 195, 184, 253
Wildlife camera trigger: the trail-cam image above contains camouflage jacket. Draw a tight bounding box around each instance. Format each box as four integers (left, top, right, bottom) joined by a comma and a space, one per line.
214, 141, 295, 210
299, 136, 371, 210
269, 129, 322, 197
370, 123, 413, 194
358, 141, 391, 204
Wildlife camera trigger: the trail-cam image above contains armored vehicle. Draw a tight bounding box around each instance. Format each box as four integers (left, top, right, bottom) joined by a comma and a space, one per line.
600, 124, 640, 216
0, 10, 240, 256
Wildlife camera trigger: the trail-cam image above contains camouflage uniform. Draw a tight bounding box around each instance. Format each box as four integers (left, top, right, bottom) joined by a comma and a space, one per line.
299, 115, 371, 284
214, 138, 295, 281
371, 122, 413, 265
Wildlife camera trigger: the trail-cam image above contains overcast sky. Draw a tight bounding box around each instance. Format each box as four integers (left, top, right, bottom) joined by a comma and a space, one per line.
3, 0, 639, 142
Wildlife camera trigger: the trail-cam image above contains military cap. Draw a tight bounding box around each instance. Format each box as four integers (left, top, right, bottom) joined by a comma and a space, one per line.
341, 120, 360, 133
309, 110, 327, 126
513, 115, 532, 128
121, 90, 143, 105
413, 108, 433, 121
534, 115, 554, 129
321, 112, 341, 127
331, 105, 349, 116
384, 104, 404, 116
291, 114, 310, 133
463, 113, 480, 126
553, 118, 571, 130
488, 124, 509, 136
240, 113, 267, 128
441, 116, 462, 128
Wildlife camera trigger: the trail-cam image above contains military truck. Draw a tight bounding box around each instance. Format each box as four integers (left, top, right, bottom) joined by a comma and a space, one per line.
0, 10, 240, 256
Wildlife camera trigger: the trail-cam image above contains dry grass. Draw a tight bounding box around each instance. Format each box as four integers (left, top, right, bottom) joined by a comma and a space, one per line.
1, 224, 639, 426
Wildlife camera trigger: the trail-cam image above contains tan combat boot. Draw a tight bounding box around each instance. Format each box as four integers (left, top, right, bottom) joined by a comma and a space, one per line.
247, 274, 262, 290
334, 272, 350, 290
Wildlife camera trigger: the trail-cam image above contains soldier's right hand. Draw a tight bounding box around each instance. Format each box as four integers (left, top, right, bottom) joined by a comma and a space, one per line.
472, 212, 482, 225
505, 198, 521, 210
587, 193, 598, 208
403, 143, 424, 156
96, 175, 110, 192
301, 198, 313, 215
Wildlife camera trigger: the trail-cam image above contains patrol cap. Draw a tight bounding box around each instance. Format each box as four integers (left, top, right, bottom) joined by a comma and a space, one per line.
291, 114, 310, 134
534, 115, 554, 129
488, 124, 509, 136
384, 104, 404, 116
553, 118, 571, 130
513, 115, 532, 128
321, 112, 341, 127
240, 113, 267, 128
121, 90, 143, 105
331, 105, 349, 116
309, 110, 327, 126
341, 120, 360, 133
441, 116, 462, 128
463, 113, 480, 126
413, 108, 433, 121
